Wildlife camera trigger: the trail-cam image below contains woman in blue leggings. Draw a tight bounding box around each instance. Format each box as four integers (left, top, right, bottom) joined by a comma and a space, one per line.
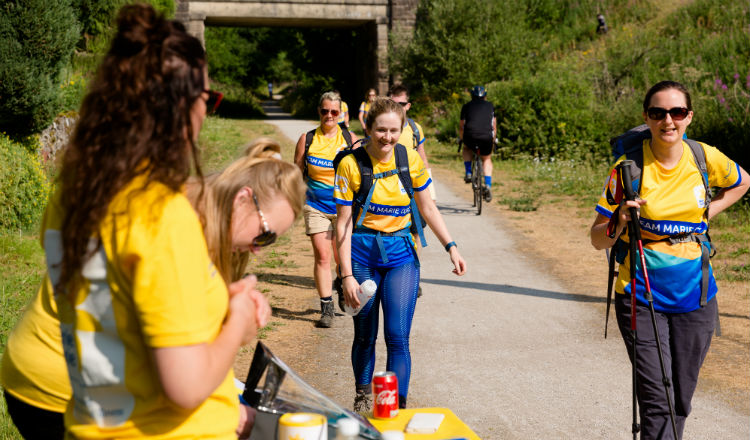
335, 97, 466, 413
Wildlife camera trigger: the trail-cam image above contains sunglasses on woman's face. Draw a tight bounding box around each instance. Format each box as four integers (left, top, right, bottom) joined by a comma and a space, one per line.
251, 193, 277, 248
646, 106, 689, 121
319, 108, 340, 117
204, 90, 223, 114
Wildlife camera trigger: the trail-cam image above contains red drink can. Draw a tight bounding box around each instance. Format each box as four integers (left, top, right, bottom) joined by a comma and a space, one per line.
372, 371, 398, 419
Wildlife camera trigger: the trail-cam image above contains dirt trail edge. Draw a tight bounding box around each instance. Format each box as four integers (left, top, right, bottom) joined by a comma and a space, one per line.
256, 105, 748, 439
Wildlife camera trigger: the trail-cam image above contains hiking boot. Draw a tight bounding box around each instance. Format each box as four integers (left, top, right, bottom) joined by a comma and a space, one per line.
334, 276, 346, 312
483, 187, 492, 202
353, 391, 372, 416
464, 173, 472, 184
317, 300, 334, 328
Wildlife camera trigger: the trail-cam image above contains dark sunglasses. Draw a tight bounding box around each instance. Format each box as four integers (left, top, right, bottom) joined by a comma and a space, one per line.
204, 90, 223, 114
646, 106, 689, 121
251, 193, 277, 248
395, 101, 409, 107
319, 108, 340, 117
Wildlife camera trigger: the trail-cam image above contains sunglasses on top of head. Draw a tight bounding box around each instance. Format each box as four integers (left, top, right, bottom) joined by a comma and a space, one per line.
251, 193, 277, 248
204, 90, 223, 114
319, 108, 340, 117
646, 106, 689, 121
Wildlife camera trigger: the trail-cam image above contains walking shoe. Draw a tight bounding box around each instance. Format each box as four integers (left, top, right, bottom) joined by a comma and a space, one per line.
483, 187, 492, 202
334, 276, 346, 312
317, 299, 334, 328
353, 391, 372, 416
464, 173, 472, 183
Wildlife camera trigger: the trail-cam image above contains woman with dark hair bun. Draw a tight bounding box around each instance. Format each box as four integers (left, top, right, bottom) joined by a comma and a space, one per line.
0, 4, 268, 439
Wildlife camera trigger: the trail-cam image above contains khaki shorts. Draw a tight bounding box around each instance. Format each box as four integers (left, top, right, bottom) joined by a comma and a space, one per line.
303, 204, 337, 236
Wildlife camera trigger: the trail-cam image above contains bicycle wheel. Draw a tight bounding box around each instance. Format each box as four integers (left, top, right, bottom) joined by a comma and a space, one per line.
470, 156, 479, 207
474, 155, 483, 215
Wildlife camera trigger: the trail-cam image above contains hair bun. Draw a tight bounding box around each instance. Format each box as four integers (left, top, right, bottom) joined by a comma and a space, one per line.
113, 4, 167, 55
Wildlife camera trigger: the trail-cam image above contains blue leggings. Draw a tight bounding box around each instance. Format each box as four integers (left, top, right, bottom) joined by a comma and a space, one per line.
351, 259, 420, 401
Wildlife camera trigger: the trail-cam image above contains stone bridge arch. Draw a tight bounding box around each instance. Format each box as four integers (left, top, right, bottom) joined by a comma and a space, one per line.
175, 0, 417, 96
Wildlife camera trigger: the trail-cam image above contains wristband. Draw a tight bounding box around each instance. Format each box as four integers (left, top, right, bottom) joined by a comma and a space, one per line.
444, 241, 457, 252
342, 274, 354, 280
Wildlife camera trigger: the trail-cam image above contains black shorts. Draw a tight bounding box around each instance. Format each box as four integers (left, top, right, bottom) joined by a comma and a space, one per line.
4, 391, 65, 439
463, 137, 493, 156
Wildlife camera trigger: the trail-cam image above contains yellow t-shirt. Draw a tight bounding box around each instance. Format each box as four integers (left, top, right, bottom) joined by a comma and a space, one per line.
305, 126, 351, 214
397, 119, 426, 150
1, 276, 69, 413
46, 176, 237, 438
334, 146, 431, 267
595, 140, 742, 312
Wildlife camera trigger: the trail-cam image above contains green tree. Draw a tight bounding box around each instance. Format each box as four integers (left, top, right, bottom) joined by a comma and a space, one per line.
0, 0, 80, 138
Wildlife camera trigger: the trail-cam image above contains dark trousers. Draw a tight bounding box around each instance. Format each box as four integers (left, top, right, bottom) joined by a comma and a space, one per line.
615, 294, 716, 440
4, 391, 65, 439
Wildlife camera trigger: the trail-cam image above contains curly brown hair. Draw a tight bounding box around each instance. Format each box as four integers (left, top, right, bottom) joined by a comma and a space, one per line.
57, 4, 207, 293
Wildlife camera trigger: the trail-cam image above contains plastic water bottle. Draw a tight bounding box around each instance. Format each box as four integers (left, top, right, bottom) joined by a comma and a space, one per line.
344, 279, 376, 316
334, 417, 359, 440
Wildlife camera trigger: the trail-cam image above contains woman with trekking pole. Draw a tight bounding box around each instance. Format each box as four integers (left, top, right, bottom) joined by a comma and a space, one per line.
334, 97, 466, 414
590, 80, 749, 439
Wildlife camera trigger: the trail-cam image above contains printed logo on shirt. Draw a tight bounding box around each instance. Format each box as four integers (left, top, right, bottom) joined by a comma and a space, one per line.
693, 184, 705, 208
397, 177, 406, 194
335, 174, 349, 195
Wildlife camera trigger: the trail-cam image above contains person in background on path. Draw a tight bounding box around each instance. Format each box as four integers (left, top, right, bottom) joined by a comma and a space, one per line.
335, 97, 466, 414
0, 5, 273, 439
1, 139, 305, 439
460, 85, 497, 202
334, 89, 350, 131
388, 84, 433, 298
294, 92, 359, 328
268, 81, 273, 100
596, 14, 608, 34
358, 88, 378, 134
590, 80, 749, 440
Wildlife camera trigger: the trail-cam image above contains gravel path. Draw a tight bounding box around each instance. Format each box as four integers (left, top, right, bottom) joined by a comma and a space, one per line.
262, 103, 749, 439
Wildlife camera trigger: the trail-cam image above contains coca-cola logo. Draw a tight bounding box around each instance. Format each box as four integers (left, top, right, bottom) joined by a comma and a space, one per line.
376, 390, 397, 406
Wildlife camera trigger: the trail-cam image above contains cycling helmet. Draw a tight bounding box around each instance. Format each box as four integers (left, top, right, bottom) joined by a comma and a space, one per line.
470, 85, 486, 98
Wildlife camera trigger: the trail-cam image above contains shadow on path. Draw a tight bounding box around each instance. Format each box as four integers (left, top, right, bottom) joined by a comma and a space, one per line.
258, 273, 316, 289
420, 277, 606, 304
261, 100, 296, 120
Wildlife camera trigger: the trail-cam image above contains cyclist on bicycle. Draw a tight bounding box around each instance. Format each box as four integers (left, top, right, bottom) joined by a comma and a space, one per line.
460, 85, 496, 202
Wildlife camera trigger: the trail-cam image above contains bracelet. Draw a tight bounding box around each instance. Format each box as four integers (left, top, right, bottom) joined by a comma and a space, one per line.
341, 274, 354, 280
444, 241, 457, 252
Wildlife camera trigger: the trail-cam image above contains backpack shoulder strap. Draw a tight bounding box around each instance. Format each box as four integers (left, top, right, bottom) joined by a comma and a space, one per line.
685, 139, 710, 208
407, 118, 420, 149
341, 128, 353, 148
394, 144, 413, 196
302, 129, 316, 178
351, 147, 373, 209
624, 145, 644, 195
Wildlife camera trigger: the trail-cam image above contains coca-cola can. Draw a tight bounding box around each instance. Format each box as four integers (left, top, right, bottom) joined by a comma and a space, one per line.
372, 371, 398, 419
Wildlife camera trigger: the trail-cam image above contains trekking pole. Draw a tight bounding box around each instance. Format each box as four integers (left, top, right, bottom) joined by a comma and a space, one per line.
619, 160, 679, 440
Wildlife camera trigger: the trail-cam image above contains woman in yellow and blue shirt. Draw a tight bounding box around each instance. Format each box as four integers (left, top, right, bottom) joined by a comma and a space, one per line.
335, 98, 466, 413
590, 80, 749, 439
294, 92, 359, 328
358, 88, 378, 132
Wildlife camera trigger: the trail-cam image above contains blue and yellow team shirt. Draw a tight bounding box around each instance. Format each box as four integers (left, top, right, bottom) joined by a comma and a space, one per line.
338, 101, 349, 124
306, 126, 351, 214
398, 119, 426, 150
48, 175, 237, 439
334, 146, 431, 267
359, 101, 372, 124
596, 140, 742, 313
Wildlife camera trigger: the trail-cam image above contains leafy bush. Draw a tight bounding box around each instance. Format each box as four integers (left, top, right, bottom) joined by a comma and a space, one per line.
0, 135, 50, 231
281, 75, 337, 118
0, 0, 80, 138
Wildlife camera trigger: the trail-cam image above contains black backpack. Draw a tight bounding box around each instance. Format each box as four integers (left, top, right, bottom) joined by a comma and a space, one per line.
333, 143, 427, 248
303, 128, 353, 179
406, 118, 421, 150
604, 125, 718, 337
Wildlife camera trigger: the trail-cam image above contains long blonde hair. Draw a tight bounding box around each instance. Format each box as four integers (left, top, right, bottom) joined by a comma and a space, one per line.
187, 147, 305, 283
